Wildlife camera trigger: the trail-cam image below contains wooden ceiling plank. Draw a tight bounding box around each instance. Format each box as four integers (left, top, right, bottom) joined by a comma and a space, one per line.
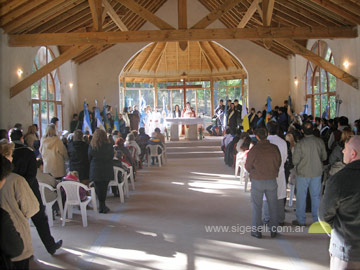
149, 42, 166, 72
178, 0, 188, 50
9, 26, 358, 46
238, 0, 261, 28
30, 2, 89, 33
199, 41, 219, 71
2, 0, 66, 33
88, 0, 103, 31
45, 7, 90, 33
308, 0, 360, 25
191, 0, 245, 29
262, 0, 275, 26
273, 2, 319, 27
0, 0, 48, 27
10, 44, 92, 98
12, 0, 84, 34
208, 41, 228, 70
103, 0, 128, 31
276, 38, 359, 89
138, 42, 157, 72
114, 0, 175, 30
0, 0, 27, 17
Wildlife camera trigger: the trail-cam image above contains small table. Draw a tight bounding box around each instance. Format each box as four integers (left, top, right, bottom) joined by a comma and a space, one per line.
166, 118, 205, 141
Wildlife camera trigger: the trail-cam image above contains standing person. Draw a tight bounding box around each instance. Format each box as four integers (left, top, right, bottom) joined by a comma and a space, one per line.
292, 121, 327, 226
24, 125, 38, 151
227, 103, 238, 135
88, 129, 114, 213
131, 105, 141, 131
263, 121, 288, 226
0, 154, 25, 270
67, 130, 90, 183
9, 130, 62, 256
319, 135, 360, 270
248, 108, 259, 130
70, 114, 79, 133
40, 124, 68, 179
245, 128, 281, 238
173, 105, 181, 118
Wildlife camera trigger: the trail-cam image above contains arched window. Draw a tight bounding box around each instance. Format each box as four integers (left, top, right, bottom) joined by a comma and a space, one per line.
31, 47, 62, 137
305, 41, 336, 118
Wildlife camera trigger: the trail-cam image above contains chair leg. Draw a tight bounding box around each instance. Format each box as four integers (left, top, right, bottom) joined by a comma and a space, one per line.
80, 204, 88, 227
148, 156, 151, 167
289, 184, 295, 207
68, 205, 73, 219
124, 178, 129, 198
119, 184, 125, 203
46, 205, 54, 227
62, 203, 68, 226
244, 173, 249, 192
158, 156, 162, 167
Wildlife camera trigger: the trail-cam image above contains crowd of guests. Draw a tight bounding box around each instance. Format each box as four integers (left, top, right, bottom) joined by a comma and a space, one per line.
220, 99, 360, 269
0, 115, 166, 269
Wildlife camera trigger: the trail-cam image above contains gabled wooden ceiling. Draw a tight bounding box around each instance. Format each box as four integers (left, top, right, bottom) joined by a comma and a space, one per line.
2, 0, 359, 97
121, 41, 247, 82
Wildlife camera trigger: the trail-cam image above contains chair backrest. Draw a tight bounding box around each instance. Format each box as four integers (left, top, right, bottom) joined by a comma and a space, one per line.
146, 144, 161, 156
57, 181, 88, 204
127, 145, 137, 159
113, 166, 125, 183
38, 182, 55, 203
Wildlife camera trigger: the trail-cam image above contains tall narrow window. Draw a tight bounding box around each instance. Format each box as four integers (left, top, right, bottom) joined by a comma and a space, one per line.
31, 47, 62, 137
305, 41, 336, 118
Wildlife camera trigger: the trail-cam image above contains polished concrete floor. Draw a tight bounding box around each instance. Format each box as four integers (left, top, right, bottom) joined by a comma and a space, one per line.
29, 138, 330, 270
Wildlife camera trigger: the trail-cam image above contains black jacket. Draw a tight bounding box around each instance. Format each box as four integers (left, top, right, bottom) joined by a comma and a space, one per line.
319, 159, 360, 261
88, 143, 114, 182
12, 141, 38, 188
67, 141, 90, 180
0, 208, 24, 269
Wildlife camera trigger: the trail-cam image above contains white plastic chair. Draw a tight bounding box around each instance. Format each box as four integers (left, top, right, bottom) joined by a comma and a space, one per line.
122, 163, 135, 192
57, 181, 97, 227
108, 166, 126, 203
161, 145, 167, 164
146, 144, 163, 167
38, 183, 57, 227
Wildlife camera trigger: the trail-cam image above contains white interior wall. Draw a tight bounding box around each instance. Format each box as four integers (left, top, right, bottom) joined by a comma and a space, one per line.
78, 0, 290, 112
289, 26, 360, 123
0, 29, 79, 131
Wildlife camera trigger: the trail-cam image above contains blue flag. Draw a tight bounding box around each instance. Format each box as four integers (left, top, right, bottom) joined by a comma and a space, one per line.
163, 96, 168, 117
114, 106, 120, 131
82, 101, 93, 135
322, 105, 329, 119
94, 100, 105, 130
139, 96, 146, 128
266, 96, 272, 123
304, 104, 309, 115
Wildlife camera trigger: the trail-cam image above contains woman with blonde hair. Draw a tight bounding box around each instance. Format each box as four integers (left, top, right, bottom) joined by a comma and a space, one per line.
0, 139, 39, 269
88, 129, 114, 213
24, 125, 38, 151
40, 124, 68, 178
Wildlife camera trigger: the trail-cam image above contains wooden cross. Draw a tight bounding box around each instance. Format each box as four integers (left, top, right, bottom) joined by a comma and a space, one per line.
167, 81, 203, 108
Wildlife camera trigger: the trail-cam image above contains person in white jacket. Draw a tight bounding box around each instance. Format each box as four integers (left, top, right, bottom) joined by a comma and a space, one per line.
40, 124, 68, 178
124, 133, 141, 162
263, 121, 288, 225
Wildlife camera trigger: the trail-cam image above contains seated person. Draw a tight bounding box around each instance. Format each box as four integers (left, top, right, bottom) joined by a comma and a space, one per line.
124, 133, 141, 162
147, 132, 164, 165
136, 128, 150, 161
206, 115, 223, 136
154, 128, 165, 144
221, 128, 233, 153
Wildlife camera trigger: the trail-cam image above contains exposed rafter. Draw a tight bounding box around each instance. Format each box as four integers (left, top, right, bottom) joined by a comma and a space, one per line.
8, 26, 357, 46
88, 0, 103, 31
178, 0, 187, 50
102, 0, 128, 31
10, 45, 92, 98
275, 38, 359, 89
238, 0, 261, 28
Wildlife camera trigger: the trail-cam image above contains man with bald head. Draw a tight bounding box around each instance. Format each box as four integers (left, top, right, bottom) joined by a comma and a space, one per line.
319, 135, 360, 270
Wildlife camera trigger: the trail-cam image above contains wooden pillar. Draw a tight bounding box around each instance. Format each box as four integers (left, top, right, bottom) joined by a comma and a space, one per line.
183, 80, 186, 108
210, 79, 214, 115
154, 79, 157, 109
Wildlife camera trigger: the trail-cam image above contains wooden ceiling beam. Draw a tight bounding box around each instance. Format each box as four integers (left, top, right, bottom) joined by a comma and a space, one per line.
10, 44, 92, 98
138, 42, 157, 72
275, 38, 359, 89
0, 0, 48, 27
199, 42, 219, 71
308, 0, 360, 25
0, 0, 27, 17
191, 0, 245, 29
122, 71, 245, 80
10, 0, 84, 34
114, 0, 175, 30
102, 0, 128, 31
262, 0, 275, 26
9, 26, 357, 46
178, 0, 187, 50
2, 0, 66, 33
88, 0, 103, 31
238, 0, 261, 28
149, 42, 166, 72
207, 41, 228, 70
